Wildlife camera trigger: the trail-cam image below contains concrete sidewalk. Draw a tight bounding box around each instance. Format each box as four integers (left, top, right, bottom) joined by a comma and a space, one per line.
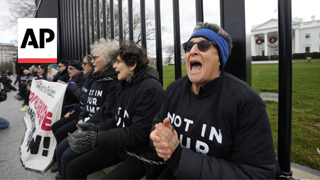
1, 75, 320, 179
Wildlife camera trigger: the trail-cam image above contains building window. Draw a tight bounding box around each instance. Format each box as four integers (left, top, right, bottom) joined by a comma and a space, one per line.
305, 46, 310, 53
305, 33, 311, 40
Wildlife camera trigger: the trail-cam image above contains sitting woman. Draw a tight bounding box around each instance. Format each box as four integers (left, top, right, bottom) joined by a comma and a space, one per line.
54, 38, 120, 179
66, 42, 166, 179
150, 22, 276, 179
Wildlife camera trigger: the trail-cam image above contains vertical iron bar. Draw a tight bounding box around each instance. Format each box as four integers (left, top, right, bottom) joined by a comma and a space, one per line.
110, 0, 114, 39
140, 0, 146, 49
67, 0, 71, 59
86, 0, 90, 54
82, 0, 86, 55
74, 0, 78, 59
91, 0, 95, 43
103, 0, 106, 38
172, 0, 182, 79
59, 0, 63, 59
70, 0, 74, 59
154, 0, 163, 85
78, 0, 82, 59
118, 0, 123, 43
96, 0, 100, 39
128, 0, 133, 42
278, 0, 292, 177
195, 0, 204, 23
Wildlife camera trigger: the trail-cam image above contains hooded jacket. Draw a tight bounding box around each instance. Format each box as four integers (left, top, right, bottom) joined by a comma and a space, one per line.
78, 68, 119, 123
0, 89, 6, 102
64, 72, 87, 105
96, 67, 166, 178
56, 69, 70, 83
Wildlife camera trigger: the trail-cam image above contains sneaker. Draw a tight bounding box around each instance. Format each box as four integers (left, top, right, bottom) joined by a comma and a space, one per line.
20, 105, 28, 112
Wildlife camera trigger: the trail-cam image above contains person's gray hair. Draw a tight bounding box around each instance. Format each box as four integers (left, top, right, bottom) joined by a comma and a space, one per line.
193, 22, 233, 56
90, 38, 119, 68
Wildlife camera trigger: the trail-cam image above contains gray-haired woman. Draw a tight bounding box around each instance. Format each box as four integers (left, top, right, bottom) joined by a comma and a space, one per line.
150, 22, 276, 179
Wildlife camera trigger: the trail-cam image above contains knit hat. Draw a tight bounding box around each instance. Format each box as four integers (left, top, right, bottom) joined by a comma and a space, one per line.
49, 64, 58, 70
85, 54, 94, 69
68, 60, 83, 70
59, 59, 69, 68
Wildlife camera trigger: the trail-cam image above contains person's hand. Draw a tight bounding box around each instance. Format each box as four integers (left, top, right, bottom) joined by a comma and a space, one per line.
26, 85, 30, 91
58, 80, 66, 84
64, 112, 71, 118
150, 118, 179, 161
0, 83, 4, 90
77, 123, 100, 132
68, 130, 97, 154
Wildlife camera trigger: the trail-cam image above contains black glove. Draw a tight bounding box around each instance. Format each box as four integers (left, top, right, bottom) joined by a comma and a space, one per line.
77, 123, 100, 132
68, 129, 97, 154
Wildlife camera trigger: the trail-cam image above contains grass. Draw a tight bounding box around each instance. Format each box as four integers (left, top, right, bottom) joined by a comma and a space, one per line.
158, 59, 320, 170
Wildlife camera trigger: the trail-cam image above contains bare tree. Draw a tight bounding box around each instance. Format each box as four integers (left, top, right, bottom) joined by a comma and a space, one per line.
2, 0, 36, 34
164, 44, 186, 65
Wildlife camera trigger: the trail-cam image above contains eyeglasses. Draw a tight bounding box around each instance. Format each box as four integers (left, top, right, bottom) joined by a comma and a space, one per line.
182, 40, 216, 52
58, 65, 64, 68
68, 66, 75, 70
93, 56, 100, 60
83, 62, 89, 66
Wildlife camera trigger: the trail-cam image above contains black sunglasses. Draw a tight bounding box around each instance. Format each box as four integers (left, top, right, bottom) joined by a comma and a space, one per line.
83, 62, 89, 66
182, 40, 216, 52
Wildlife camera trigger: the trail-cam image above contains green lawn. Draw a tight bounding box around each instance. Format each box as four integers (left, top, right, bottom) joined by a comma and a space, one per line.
159, 59, 320, 170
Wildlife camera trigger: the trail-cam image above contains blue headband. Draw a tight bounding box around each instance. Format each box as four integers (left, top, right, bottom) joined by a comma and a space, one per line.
189, 28, 229, 69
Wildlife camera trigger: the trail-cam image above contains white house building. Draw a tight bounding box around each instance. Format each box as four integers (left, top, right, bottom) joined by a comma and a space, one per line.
251, 15, 320, 56
0, 43, 18, 65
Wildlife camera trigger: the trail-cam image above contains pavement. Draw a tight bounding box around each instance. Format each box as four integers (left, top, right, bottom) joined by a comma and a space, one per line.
1, 75, 320, 179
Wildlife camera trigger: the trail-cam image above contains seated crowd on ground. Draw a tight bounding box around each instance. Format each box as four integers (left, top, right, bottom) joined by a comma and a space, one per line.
0, 22, 278, 179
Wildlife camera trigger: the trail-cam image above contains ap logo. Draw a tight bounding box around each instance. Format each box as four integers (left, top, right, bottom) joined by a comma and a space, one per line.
18, 18, 57, 63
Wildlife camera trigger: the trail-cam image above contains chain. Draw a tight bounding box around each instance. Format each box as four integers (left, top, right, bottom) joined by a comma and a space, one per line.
124, 150, 165, 165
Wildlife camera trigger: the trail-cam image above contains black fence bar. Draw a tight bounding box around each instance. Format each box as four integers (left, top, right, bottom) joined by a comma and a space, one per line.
82, 0, 86, 55
110, 0, 114, 39
78, 0, 82, 59
74, 0, 79, 59
195, 0, 203, 23
220, 0, 249, 83
96, 0, 100, 39
172, 0, 182, 79
86, 0, 90, 54
58, 0, 63, 59
91, 0, 94, 43
154, 0, 163, 85
278, 0, 293, 176
118, 0, 123, 43
103, 0, 107, 39
140, 0, 146, 49
70, 0, 74, 59
128, 0, 134, 42
67, 0, 71, 59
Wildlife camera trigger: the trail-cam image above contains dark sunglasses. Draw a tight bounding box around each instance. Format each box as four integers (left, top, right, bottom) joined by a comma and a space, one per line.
83, 62, 89, 66
68, 66, 75, 70
182, 40, 216, 52
58, 65, 64, 68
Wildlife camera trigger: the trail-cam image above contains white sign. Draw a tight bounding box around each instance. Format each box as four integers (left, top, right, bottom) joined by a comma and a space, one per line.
18, 18, 57, 64
20, 80, 66, 173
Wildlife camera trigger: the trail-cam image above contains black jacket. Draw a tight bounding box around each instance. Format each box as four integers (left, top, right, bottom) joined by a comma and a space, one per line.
96, 67, 166, 178
64, 72, 87, 105
0, 89, 6, 102
152, 72, 276, 179
78, 68, 119, 123
57, 69, 70, 83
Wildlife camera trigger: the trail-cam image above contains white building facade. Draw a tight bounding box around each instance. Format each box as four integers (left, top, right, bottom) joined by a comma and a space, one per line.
0, 43, 18, 65
251, 16, 320, 56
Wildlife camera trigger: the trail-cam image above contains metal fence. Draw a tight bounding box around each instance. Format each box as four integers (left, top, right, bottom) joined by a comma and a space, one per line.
35, 0, 293, 177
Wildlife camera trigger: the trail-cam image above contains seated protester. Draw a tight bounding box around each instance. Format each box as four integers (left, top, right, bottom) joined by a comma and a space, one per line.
52, 55, 94, 146
150, 22, 276, 179
66, 42, 166, 179
47, 64, 59, 82
15, 70, 33, 100
54, 38, 120, 179
37, 64, 48, 80
31, 65, 39, 77
55, 59, 70, 83
0, 83, 10, 130
60, 60, 86, 116
0, 74, 17, 92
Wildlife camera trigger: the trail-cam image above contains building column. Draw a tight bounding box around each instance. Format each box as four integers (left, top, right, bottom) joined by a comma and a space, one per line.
295, 29, 299, 53
251, 35, 256, 56
264, 33, 268, 56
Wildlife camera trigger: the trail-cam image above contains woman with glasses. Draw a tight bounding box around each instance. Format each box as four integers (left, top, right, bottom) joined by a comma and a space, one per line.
150, 22, 276, 179
54, 38, 120, 179
55, 59, 70, 83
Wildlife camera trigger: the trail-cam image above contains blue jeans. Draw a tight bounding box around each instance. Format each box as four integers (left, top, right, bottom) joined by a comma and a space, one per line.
0, 117, 9, 130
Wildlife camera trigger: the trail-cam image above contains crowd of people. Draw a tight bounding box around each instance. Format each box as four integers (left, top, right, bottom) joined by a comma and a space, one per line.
0, 22, 279, 179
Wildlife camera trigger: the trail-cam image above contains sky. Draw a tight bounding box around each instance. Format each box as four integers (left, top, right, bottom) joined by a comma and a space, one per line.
1, 0, 320, 56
